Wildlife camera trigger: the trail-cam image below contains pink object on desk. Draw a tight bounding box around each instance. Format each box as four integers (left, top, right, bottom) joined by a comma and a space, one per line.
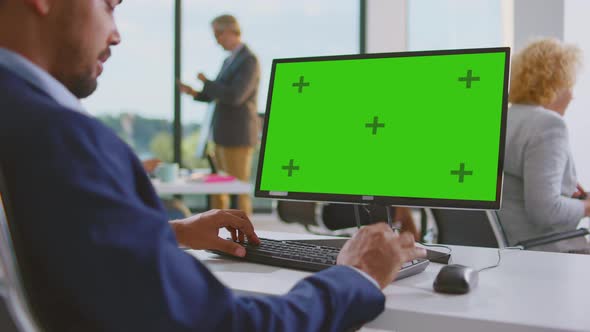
204, 174, 236, 183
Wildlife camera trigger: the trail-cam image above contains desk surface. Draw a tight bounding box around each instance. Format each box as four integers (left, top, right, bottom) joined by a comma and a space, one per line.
188, 231, 590, 332
152, 178, 251, 195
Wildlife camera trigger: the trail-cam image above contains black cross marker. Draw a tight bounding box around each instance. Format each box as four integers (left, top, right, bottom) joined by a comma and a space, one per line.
458, 70, 480, 88
292, 76, 310, 93
450, 163, 473, 183
365, 116, 385, 135
282, 159, 300, 177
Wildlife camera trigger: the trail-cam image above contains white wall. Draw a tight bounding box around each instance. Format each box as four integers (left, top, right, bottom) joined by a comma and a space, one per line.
513, 0, 564, 52
407, 0, 505, 51
564, 0, 590, 187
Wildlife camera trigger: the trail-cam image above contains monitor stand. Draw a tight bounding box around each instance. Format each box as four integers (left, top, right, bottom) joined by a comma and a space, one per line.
353, 204, 396, 230
297, 204, 395, 249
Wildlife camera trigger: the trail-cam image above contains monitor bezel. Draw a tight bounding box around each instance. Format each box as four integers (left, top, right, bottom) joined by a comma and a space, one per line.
255, 47, 510, 210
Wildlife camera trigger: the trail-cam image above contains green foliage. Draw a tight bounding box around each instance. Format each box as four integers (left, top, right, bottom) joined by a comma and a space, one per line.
149, 131, 174, 162
96, 112, 208, 167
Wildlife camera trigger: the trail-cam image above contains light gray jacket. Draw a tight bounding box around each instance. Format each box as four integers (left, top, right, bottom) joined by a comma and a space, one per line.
497, 104, 586, 252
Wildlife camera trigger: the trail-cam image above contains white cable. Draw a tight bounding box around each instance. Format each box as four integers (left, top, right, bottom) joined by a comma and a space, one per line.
478, 246, 523, 272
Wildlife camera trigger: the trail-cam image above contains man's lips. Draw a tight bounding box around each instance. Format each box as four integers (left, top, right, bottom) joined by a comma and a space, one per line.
97, 49, 111, 75
98, 48, 111, 63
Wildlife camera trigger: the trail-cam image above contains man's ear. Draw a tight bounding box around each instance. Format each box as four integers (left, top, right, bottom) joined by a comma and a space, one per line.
23, 0, 51, 16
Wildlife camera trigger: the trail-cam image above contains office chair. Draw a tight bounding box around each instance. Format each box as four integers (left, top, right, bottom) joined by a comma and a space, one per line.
0, 166, 42, 332
276, 200, 387, 233
425, 208, 589, 250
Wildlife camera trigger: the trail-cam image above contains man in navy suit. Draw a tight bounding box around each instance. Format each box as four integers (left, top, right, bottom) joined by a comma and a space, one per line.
179, 15, 260, 216
0, 1, 425, 331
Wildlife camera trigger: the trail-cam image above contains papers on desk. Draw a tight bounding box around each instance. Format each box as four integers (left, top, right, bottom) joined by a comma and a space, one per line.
189, 173, 236, 183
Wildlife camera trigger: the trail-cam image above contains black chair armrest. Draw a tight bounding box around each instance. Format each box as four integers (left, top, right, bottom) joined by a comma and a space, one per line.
516, 228, 589, 249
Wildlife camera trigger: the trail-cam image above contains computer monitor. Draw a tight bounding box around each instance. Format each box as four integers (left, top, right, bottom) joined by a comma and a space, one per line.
255, 47, 510, 210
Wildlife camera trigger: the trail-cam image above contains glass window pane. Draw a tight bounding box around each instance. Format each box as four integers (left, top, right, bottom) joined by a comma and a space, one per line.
82, 0, 174, 161
180, 1, 358, 211
180, 1, 358, 168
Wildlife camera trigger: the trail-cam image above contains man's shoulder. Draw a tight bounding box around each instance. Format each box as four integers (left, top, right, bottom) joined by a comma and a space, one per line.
240, 44, 259, 62
0, 67, 76, 121
0, 68, 120, 150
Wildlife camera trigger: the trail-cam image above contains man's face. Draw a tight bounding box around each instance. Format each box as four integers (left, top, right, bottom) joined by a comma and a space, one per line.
49, 0, 121, 98
213, 25, 237, 51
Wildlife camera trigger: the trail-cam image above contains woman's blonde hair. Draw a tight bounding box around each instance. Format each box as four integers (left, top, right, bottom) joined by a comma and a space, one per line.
509, 38, 582, 105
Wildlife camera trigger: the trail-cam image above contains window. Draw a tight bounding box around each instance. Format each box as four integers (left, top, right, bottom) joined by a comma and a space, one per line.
83, 0, 174, 162
180, 0, 359, 167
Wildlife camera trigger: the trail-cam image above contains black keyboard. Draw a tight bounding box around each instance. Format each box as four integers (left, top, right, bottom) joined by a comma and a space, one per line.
210, 238, 429, 281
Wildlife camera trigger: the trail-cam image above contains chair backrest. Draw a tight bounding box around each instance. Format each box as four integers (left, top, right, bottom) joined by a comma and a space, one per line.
427, 208, 508, 248
276, 201, 379, 231
276, 200, 320, 227
0, 166, 42, 332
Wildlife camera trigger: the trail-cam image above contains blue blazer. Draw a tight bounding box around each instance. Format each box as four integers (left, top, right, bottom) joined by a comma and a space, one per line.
0, 66, 384, 331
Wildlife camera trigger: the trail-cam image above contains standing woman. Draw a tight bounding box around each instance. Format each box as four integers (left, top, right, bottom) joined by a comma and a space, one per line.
498, 38, 590, 253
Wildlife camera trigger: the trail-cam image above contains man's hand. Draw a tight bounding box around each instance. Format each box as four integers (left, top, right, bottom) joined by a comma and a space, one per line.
197, 73, 207, 82
177, 80, 199, 98
170, 209, 260, 257
337, 223, 426, 289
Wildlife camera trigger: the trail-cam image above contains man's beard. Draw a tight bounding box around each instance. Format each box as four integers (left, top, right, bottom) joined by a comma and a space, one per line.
67, 73, 98, 99
52, 42, 110, 99
50, 59, 98, 99
68, 48, 111, 98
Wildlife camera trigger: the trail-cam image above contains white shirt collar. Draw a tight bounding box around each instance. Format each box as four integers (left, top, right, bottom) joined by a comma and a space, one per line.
228, 43, 245, 60
0, 48, 85, 113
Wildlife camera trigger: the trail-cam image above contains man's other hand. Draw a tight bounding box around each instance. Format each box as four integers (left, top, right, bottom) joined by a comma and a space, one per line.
170, 209, 260, 257
197, 73, 208, 82
337, 223, 426, 289
177, 80, 199, 98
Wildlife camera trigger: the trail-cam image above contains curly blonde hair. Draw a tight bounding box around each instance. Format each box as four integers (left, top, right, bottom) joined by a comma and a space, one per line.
509, 38, 582, 105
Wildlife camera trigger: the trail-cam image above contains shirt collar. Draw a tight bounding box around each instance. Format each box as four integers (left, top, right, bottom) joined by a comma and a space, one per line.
229, 43, 245, 60
0, 48, 85, 113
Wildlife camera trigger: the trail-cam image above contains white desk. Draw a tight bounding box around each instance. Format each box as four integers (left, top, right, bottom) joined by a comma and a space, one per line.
187, 231, 590, 332
152, 178, 252, 195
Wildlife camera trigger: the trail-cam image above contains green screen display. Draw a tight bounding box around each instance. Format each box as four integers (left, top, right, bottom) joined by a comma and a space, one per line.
257, 49, 508, 207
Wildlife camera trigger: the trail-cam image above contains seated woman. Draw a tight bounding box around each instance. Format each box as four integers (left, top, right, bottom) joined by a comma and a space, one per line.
498, 38, 590, 253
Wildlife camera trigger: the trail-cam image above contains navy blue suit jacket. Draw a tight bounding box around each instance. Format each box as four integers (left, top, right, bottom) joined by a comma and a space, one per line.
194, 44, 260, 147
0, 66, 384, 331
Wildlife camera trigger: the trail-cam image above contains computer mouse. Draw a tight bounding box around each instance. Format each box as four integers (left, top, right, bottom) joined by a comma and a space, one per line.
433, 264, 478, 294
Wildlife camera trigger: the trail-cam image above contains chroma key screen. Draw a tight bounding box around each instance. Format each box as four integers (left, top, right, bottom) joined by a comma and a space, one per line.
255, 48, 510, 209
